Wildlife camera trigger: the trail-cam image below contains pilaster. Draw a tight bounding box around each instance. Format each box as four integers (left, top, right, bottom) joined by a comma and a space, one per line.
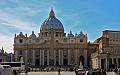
54, 50, 56, 65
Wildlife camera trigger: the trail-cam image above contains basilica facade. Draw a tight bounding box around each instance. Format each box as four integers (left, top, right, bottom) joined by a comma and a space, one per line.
14, 9, 88, 68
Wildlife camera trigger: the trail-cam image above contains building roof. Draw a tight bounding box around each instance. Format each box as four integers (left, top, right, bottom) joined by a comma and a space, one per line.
103, 30, 120, 32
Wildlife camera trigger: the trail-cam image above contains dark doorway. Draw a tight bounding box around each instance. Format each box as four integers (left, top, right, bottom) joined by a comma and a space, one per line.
56, 61, 59, 66
18, 56, 22, 61
35, 59, 40, 66
0, 59, 2, 62
79, 56, 84, 66
101, 59, 106, 69
63, 59, 68, 66
44, 61, 47, 66
118, 58, 120, 68
49, 59, 54, 66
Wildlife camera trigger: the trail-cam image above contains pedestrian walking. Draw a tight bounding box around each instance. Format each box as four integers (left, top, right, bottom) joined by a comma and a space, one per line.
13, 70, 17, 75
58, 68, 61, 75
25, 69, 28, 75
75, 69, 77, 75
18, 69, 21, 75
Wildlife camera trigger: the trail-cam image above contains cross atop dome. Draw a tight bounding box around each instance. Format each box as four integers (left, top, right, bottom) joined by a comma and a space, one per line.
49, 8, 55, 17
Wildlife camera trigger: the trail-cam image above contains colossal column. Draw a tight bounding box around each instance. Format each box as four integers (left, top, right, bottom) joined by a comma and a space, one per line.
43, 50, 44, 65
68, 49, 70, 65
25, 50, 28, 64
32, 50, 35, 66
47, 50, 49, 65
39, 49, 41, 66
59, 49, 61, 65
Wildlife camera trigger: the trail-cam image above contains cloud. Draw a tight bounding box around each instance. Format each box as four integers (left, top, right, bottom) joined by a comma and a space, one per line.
0, 34, 13, 53
0, 0, 55, 53
0, 10, 37, 32
0, 9, 39, 53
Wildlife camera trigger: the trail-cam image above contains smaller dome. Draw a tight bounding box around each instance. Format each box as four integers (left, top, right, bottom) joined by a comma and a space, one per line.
68, 31, 74, 37
17, 32, 25, 38
78, 31, 86, 38
29, 31, 36, 38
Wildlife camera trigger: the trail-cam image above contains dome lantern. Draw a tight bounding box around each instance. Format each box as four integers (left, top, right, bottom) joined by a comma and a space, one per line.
49, 8, 55, 17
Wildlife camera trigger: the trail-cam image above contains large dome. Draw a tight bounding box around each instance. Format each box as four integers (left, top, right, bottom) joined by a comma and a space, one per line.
40, 9, 64, 31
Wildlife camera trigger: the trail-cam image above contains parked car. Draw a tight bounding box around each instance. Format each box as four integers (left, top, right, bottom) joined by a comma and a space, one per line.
77, 69, 86, 75
86, 70, 97, 75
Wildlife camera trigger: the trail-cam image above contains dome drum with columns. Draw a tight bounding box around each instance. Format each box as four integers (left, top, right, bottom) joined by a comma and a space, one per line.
14, 9, 88, 68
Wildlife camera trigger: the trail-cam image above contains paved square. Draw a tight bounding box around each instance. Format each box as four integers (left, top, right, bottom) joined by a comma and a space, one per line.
20, 72, 75, 75
20, 71, 119, 75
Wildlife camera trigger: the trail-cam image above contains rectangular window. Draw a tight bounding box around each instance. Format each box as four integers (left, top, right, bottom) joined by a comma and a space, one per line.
20, 50, 22, 55
114, 58, 116, 64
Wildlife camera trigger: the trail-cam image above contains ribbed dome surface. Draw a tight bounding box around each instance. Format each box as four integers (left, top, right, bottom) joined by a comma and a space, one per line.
40, 9, 64, 31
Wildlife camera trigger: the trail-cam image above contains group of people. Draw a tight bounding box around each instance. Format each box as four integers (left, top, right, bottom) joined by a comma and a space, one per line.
13, 68, 28, 75
74, 68, 107, 75
86, 69, 107, 75
95, 69, 107, 75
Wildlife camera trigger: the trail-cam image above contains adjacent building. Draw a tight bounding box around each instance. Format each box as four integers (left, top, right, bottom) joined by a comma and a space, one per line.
14, 9, 88, 68
91, 30, 120, 70
0, 47, 7, 62
0, 47, 14, 62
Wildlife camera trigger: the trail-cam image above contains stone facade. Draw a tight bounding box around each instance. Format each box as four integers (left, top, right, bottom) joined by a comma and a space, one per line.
14, 9, 88, 68
91, 30, 120, 70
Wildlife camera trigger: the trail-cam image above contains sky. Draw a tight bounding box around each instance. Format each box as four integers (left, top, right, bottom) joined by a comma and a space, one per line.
0, 0, 120, 53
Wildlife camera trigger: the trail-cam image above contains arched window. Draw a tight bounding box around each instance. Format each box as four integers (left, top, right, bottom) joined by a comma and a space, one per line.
56, 32, 58, 37
80, 39, 83, 42
44, 40, 47, 42
19, 50, 22, 55
29, 40, 31, 43
19, 39, 23, 43
56, 40, 58, 42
